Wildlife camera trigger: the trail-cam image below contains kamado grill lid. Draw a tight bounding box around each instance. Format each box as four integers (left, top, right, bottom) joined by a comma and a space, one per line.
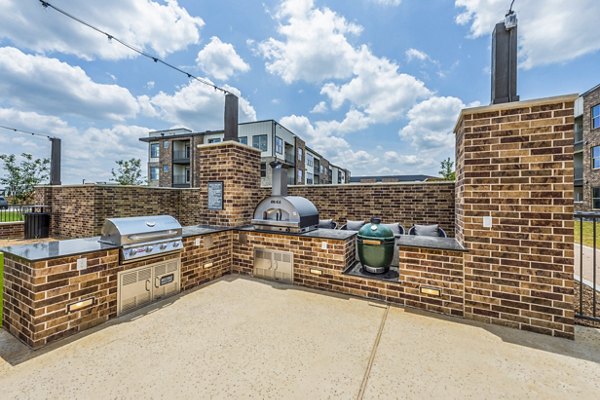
358, 217, 394, 241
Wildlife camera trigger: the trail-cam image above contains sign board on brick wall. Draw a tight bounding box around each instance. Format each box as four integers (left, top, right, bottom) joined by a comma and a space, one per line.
208, 181, 224, 210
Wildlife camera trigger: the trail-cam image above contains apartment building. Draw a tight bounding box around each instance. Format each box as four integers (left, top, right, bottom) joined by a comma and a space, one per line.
574, 83, 600, 211
139, 120, 351, 188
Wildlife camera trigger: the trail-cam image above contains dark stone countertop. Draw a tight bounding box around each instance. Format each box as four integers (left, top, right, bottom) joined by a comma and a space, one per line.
0, 225, 357, 262
396, 235, 467, 252
343, 261, 401, 282
182, 225, 231, 238
0, 237, 118, 262
236, 226, 357, 240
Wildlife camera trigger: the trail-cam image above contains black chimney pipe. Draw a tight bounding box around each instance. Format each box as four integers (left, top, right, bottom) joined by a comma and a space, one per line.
224, 93, 239, 141
49, 137, 61, 185
491, 9, 519, 104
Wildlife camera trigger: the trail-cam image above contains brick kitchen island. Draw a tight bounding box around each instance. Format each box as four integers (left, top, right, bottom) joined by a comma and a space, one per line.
2, 225, 468, 349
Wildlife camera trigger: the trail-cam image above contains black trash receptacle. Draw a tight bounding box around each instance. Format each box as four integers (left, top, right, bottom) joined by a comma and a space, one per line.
24, 212, 50, 239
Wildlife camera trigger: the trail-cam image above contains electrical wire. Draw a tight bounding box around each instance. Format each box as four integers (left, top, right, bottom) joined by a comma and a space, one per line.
0, 125, 58, 140
38, 0, 230, 95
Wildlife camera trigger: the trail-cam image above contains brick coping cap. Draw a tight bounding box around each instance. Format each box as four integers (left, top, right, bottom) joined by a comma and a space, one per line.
453, 93, 579, 133
0, 221, 24, 225
262, 180, 455, 188
195, 139, 261, 153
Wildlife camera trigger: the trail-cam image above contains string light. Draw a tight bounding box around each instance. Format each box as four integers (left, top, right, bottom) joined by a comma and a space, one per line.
38, 0, 230, 95
0, 125, 58, 140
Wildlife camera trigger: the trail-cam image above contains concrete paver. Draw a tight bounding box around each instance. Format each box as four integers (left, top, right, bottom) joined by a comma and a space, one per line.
0, 276, 599, 399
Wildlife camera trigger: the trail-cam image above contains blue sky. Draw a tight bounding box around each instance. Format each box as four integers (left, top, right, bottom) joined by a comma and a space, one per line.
0, 0, 599, 183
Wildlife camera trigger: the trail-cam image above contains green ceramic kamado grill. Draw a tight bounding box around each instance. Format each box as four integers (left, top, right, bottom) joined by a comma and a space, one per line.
357, 217, 395, 274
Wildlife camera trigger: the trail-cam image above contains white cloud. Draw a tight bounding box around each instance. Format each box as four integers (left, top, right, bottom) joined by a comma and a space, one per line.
280, 113, 437, 175
310, 101, 328, 114
405, 48, 430, 62
258, 1, 430, 128
0, 0, 204, 61
147, 81, 257, 130
146, 81, 156, 90
455, 0, 600, 68
196, 37, 250, 80
399, 96, 464, 151
0, 47, 139, 120
321, 47, 431, 123
371, 0, 401, 5
257, 0, 362, 83
0, 108, 149, 183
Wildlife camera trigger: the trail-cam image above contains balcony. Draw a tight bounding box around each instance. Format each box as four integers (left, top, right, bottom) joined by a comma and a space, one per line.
284, 153, 295, 165
172, 150, 190, 164
575, 166, 583, 186
173, 174, 190, 188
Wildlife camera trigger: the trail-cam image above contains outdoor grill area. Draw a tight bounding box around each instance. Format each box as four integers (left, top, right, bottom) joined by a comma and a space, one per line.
0, 95, 582, 349
1, 219, 466, 348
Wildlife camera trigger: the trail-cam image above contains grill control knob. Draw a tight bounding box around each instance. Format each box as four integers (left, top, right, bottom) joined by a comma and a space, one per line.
160, 244, 167, 250
128, 249, 137, 256
173, 241, 180, 248
146, 246, 153, 252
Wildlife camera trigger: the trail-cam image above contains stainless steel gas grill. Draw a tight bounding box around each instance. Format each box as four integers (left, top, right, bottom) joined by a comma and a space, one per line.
99, 215, 183, 263
252, 162, 319, 233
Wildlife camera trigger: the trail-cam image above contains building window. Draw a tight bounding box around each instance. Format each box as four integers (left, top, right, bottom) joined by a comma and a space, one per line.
163, 165, 169, 173
298, 148, 303, 161
253, 135, 268, 152
163, 141, 170, 149
307, 157, 313, 167
594, 187, 600, 209
208, 138, 221, 144
575, 187, 583, 203
275, 137, 283, 154
260, 163, 266, 178
150, 167, 159, 181
185, 167, 191, 183
593, 104, 600, 130
239, 136, 247, 145
297, 169, 303, 183
150, 143, 160, 158
593, 146, 600, 169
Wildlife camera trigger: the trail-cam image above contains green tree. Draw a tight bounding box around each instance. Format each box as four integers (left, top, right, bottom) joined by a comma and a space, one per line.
439, 157, 456, 181
111, 158, 145, 185
0, 153, 50, 204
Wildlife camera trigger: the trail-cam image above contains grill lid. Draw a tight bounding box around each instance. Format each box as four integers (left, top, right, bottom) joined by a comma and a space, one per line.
100, 215, 182, 247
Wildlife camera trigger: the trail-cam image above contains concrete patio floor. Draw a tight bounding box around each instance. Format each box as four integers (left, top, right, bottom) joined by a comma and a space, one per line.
0, 276, 599, 399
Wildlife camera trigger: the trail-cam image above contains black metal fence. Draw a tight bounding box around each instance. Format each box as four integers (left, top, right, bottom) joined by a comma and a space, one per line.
574, 211, 599, 322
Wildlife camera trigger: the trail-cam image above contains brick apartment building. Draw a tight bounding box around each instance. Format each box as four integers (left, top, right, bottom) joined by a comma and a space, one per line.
574, 83, 600, 211
139, 120, 350, 188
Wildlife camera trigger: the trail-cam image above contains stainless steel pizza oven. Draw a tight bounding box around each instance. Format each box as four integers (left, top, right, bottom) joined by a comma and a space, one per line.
100, 215, 183, 263
252, 162, 319, 233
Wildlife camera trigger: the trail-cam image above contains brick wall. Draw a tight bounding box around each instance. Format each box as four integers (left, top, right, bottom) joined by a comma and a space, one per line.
284, 182, 456, 236
454, 95, 576, 338
2, 249, 120, 348
399, 248, 464, 316
36, 185, 181, 238
232, 230, 464, 316
36, 180, 456, 239
2, 231, 232, 348
0, 222, 24, 239
195, 141, 262, 226
581, 86, 600, 210
181, 231, 231, 290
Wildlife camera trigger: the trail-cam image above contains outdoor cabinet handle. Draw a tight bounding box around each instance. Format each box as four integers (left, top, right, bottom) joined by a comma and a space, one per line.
145, 279, 151, 292
155, 277, 160, 288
